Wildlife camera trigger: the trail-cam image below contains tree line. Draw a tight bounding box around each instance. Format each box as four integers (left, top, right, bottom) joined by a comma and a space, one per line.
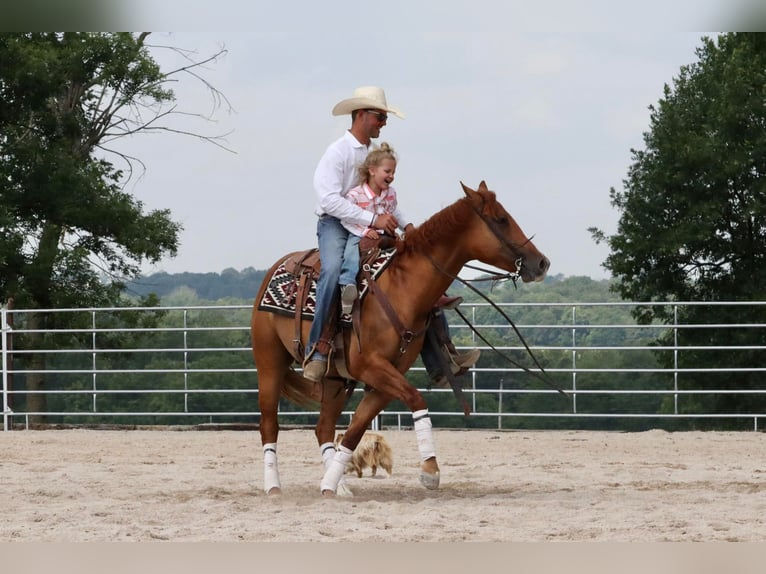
8, 272, 763, 431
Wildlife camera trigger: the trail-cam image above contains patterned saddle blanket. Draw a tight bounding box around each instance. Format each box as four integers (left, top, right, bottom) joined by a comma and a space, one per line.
257, 248, 396, 320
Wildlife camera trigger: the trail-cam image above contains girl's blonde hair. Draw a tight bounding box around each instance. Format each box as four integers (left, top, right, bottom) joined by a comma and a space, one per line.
358, 142, 397, 184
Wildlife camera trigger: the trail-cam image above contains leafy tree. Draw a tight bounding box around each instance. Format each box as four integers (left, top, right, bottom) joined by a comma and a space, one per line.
591, 33, 766, 308
590, 33, 766, 426
0, 33, 228, 420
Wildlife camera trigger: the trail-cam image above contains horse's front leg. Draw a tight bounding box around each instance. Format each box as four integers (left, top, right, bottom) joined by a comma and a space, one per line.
362, 362, 440, 490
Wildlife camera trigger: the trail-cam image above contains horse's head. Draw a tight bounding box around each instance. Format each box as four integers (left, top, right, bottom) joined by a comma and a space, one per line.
461, 181, 550, 283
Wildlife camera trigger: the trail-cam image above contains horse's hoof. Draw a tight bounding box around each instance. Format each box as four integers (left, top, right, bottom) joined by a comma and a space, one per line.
336, 481, 354, 498
419, 470, 440, 490
321, 489, 336, 498
266, 486, 282, 496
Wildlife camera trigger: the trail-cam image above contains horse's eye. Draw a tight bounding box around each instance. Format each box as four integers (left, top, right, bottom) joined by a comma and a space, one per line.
495, 216, 508, 226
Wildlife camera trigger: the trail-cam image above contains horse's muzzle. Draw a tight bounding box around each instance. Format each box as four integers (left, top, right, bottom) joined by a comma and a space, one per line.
521, 255, 550, 282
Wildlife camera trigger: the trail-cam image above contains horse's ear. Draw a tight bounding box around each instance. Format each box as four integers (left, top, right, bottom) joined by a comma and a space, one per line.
477, 180, 489, 193
461, 181, 477, 198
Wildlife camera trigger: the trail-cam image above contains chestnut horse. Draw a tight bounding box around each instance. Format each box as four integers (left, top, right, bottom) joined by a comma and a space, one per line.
250, 181, 550, 496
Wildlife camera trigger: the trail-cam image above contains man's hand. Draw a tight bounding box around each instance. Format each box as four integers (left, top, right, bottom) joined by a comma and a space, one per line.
373, 213, 398, 235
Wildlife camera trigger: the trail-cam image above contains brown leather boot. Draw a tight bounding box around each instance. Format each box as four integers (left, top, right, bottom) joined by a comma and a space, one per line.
303, 358, 328, 382
449, 348, 481, 369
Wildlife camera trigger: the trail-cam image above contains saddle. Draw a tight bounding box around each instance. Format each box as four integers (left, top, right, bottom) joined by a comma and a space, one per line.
280, 248, 322, 360
281, 233, 398, 363
273, 236, 473, 414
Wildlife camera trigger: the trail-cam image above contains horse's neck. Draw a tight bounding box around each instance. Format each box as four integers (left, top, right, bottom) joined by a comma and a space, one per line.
382, 245, 467, 313
408, 241, 469, 282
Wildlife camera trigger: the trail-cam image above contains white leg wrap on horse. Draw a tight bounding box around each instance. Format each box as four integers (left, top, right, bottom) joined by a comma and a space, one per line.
320, 445, 352, 493
319, 442, 336, 470
263, 443, 281, 493
413, 409, 437, 460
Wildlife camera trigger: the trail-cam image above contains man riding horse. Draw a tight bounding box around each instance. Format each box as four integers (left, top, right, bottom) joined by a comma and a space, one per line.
303, 86, 479, 384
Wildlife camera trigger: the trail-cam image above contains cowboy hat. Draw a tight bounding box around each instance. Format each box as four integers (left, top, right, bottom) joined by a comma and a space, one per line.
331, 86, 405, 119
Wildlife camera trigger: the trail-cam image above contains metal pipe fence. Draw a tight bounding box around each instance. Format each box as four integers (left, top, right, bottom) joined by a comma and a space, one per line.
3, 301, 766, 431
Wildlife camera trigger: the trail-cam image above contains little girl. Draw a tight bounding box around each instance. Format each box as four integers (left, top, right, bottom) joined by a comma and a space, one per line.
338, 142, 414, 314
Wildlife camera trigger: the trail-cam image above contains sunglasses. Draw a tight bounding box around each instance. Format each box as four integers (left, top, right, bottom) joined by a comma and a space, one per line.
364, 109, 388, 122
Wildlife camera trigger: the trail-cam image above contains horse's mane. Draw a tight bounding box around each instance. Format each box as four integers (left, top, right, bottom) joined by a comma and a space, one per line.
399, 189, 497, 255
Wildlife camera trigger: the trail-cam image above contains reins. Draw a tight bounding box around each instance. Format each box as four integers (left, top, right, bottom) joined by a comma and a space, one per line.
424, 252, 569, 400
462, 262, 520, 286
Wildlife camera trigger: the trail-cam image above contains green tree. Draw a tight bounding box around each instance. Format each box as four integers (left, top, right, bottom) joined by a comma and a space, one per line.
590, 33, 766, 426
0, 33, 228, 420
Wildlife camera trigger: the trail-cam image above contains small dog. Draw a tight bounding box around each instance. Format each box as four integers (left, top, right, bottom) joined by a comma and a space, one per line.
335, 432, 393, 478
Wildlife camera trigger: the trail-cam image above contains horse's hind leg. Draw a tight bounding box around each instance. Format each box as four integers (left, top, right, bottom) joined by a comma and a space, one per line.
259, 366, 350, 496
251, 312, 294, 495
257, 363, 287, 495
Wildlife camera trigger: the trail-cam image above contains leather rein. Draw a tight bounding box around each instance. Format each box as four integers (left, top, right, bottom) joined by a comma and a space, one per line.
440, 262, 568, 399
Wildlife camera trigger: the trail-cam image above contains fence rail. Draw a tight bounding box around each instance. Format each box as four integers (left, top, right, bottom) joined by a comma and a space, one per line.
3, 301, 766, 431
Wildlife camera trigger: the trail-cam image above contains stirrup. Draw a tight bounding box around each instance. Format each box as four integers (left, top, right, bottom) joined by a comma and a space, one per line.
449, 348, 481, 369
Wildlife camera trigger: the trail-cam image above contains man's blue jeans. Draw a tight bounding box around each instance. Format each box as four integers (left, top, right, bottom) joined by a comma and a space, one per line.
307, 215, 349, 358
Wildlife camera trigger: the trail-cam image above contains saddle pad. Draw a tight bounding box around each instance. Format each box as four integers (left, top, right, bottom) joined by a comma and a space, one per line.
257, 248, 397, 319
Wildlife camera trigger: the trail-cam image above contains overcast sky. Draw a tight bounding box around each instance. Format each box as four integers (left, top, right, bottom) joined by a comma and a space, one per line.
117, 3, 732, 281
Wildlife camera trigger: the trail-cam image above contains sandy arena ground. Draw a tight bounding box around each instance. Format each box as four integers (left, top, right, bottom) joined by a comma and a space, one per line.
1, 428, 765, 542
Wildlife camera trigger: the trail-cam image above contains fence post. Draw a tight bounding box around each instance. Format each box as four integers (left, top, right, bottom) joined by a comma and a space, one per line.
183, 309, 189, 413
498, 379, 503, 430
2, 304, 12, 431
673, 305, 679, 415
472, 305, 477, 414
571, 305, 577, 414
92, 310, 98, 413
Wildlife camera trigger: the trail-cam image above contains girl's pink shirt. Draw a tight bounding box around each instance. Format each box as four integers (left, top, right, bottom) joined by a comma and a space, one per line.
341, 183, 411, 237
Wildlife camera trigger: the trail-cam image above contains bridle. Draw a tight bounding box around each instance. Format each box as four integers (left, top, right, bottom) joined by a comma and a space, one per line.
468, 199, 535, 281
424, 197, 569, 399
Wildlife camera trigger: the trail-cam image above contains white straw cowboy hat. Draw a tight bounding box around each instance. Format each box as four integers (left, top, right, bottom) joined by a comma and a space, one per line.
331, 86, 405, 119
